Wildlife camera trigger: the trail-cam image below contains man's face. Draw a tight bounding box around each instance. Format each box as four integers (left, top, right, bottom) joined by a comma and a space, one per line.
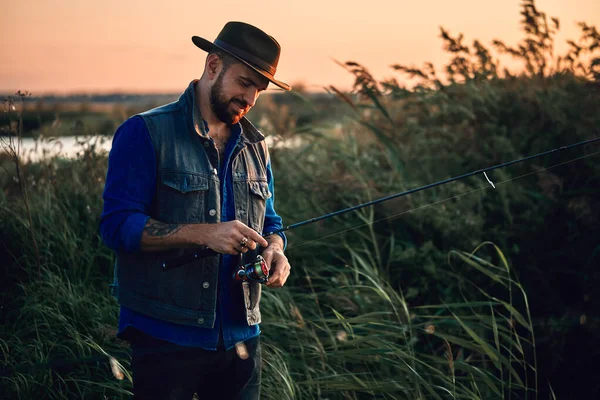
209, 62, 269, 125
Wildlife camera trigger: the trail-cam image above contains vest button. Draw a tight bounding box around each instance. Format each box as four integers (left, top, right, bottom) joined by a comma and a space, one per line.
204, 141, 210, 147
209, 209, 216, 216
202, 282, 210, 289
197, 318, 205, 325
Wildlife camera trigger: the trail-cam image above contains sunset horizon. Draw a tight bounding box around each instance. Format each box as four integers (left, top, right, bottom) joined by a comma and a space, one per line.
2, 0, 599, 95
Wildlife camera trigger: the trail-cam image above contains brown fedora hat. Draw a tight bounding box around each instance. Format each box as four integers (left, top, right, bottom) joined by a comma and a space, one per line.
192, 22, 291, 91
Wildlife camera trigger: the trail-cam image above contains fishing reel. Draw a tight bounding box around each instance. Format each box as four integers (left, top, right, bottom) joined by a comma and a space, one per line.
233, 253, 269, 284
161, 242, 270, 284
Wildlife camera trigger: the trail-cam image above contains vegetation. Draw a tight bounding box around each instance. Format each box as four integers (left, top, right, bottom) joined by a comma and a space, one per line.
1, 1, 599, 398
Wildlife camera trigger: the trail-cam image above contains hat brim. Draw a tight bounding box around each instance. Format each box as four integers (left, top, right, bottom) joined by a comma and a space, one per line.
192, 36, 291, 91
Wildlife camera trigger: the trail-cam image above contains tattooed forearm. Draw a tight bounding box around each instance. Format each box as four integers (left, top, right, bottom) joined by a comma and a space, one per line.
143, 219, 183, 237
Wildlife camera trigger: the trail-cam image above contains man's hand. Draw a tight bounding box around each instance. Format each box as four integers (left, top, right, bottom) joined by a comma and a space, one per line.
262, 235, 291, 288
202, 220, 268, 255
139, 219, 268, 254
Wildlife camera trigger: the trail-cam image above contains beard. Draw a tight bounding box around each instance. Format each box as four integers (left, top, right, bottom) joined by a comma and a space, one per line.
209, 71, 248, 125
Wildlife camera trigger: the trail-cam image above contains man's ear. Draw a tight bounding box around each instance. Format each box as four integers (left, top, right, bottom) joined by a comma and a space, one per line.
205, 54, 221, 80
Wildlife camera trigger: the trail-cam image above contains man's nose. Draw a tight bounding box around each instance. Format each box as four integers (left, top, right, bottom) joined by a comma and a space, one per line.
242, 90, 258, 108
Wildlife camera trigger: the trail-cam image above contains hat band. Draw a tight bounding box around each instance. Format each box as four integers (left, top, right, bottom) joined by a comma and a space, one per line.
214, 39, 276, 76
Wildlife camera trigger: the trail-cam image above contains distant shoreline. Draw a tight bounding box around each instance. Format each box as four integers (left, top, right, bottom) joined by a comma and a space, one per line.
1, 93, 181, 104
0, 90, 330, 105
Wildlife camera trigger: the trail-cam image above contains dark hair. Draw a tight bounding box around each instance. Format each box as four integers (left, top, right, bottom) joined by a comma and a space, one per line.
208, 50, 239, 73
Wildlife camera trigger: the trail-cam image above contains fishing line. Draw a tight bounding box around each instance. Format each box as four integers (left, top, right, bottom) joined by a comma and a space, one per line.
284, 149, 600, 252
163, 137, 600, 269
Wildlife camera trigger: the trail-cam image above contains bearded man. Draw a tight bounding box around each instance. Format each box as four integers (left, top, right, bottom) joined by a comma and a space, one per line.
100, 21, 291, 399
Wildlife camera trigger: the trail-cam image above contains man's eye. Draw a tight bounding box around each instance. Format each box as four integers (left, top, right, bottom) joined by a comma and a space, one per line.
240, 81, 251, 88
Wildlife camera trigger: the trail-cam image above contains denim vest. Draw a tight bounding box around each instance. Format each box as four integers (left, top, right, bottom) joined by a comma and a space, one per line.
114, 81, 270, 329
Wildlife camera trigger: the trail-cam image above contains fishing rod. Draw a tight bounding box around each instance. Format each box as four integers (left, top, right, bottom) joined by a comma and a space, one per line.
161, 136, 600, 276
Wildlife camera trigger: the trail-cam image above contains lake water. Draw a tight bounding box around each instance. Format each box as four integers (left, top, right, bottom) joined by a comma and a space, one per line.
0, 136, 112, 162
0, 135, 298, 162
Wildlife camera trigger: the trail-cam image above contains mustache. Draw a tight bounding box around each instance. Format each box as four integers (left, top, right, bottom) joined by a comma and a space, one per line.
231, 99, 249, 110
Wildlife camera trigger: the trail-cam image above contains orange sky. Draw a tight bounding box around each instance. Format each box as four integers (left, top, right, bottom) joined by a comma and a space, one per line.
1, 0, 598, 94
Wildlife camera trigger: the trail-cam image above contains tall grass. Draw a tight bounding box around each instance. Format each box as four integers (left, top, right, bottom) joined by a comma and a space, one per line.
260, 237, 536, 399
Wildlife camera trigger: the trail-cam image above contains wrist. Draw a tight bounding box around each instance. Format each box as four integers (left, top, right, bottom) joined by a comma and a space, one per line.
188, 223, 209, 247
265, 234, 284, 251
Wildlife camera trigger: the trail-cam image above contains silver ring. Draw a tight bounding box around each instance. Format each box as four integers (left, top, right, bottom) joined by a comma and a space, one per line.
240, 237, 248, 247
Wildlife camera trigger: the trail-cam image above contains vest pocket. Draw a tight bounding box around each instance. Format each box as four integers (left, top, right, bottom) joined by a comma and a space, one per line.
158, 170, 209, 223
248, 181, 271, 232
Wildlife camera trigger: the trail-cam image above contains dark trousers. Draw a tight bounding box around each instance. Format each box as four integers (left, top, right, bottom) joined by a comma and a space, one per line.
129, 331, 261, 400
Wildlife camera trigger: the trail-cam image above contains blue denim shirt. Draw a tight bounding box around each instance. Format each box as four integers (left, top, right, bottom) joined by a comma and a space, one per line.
100, 116, 285, 350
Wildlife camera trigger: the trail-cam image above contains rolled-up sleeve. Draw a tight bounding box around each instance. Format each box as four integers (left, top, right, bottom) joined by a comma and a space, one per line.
263, 159, 287, 250
100, 116, 156, 253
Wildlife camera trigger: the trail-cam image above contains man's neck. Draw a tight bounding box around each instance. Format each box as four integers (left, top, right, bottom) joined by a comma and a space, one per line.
195, 79, 228, 133
194, 80, 233, 157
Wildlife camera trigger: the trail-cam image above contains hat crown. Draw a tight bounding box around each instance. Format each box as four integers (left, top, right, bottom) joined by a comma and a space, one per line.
215, 22, 280, 72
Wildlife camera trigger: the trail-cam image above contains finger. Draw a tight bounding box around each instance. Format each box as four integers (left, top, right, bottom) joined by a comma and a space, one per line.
267, 261, 290, 288
273, 271, 290, 288
236, 240, 249, 253
261, 251, 273, 269
234, 228, 258, 251
234, 234, 253, 253
228, 245, 244, 255
267, 264, 289, 288
268, 266, 281, 283
242, 227, 268, 248
265, 262, 279, 285
266, 274, 285, 288
266, 276, 281, 287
